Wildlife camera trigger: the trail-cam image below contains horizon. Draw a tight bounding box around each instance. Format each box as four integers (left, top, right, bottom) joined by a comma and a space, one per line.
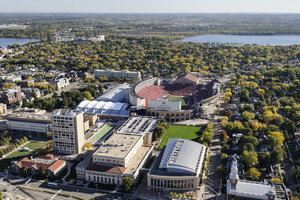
1, 0, 300, 13
1, 12, 300, 14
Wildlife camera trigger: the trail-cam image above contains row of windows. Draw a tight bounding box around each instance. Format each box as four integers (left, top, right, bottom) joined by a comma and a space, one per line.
93, 157, 123, 164
53, 116, 73, 120
150, 178, 195, 189
54, 135, 74, 140
54, 142, 75, 149
54, 130, 75, 134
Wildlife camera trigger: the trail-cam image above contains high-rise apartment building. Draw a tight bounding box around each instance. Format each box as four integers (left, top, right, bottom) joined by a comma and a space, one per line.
51, 109, 84, 154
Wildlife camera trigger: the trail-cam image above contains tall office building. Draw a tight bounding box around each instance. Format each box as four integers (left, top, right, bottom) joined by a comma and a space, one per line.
51, 109, 84, 154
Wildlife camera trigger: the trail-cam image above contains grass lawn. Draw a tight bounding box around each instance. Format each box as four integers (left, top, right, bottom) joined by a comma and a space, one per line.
158, 125, 202, 149
167, 96, 187, 107
0, 141, 47, 172
92, 125, 115, 140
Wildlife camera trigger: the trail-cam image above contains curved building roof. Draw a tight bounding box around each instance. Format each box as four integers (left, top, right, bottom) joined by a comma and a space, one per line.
159, 138, 206, 175
74, 100, 130, 117
95, 83, 130, 102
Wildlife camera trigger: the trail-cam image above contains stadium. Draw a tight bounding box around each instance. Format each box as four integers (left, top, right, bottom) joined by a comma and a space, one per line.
129, 73, 221, 122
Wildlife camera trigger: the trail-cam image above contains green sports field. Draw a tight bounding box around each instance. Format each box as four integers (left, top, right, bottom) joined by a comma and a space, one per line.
158, 125, 202, 149
167, 96, 187, 107
92, 125, 115, 140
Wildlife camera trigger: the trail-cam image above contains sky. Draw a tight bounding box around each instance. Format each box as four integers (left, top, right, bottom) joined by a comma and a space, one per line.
1, 0, 300, 13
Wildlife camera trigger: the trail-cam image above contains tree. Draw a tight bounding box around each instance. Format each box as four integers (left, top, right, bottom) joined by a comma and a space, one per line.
239, 136, 259, 147
243, 104, 254, 112
225, 92, 232, 98
23, 167, 29, 177
84, 142, 93, 149
258, 152, 269, 166
280, 120, 296, 136
220, 130, 228, 142
153, 126, 166, 140
216, 166, 224, 176
242, 111, 255, 122
246, 167, 261, 181
270, 149, 283, 164
240, 89, 250, 102
266, 132, 284, 148
82, 91, 93, 100
46, 131, 52, 138
224, 97, 230, 104
120, 177, 134, 193
242, 150, 258, 168
40, 168, 47, 177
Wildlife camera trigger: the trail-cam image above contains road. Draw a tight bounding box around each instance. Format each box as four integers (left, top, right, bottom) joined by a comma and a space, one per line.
41, 81, 83, 99
0, 176, 123, 200
201, 91, 226, 200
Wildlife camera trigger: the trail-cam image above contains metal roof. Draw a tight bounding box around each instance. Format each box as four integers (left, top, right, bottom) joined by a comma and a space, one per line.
95, 83, 130, 102
159, 138, 206, 175
74, 100, 130, 117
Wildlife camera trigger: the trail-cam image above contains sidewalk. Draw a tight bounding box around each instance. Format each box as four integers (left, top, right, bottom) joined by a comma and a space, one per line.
0, 141, 30, 160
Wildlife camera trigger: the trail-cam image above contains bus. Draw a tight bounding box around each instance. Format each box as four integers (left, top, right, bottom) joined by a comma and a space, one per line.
47, 182, 58, 187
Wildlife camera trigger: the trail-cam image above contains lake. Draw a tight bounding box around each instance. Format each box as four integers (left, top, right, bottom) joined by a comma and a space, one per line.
179, 35, 300, 46
0, 38, 38, 48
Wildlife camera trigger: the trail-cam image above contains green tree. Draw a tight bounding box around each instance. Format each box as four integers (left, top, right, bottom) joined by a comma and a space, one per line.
270, 149, 283, 164
266, 131, 284, 148
240, 89, 250, 102
40, 168, 47, 177
258, 152, 269, 166
82, 91, 93, 101
120, 177, 134, 193
242, 111, 255, 122
242, 150, 258, 168
153, 126, 166, 140
216, 166, 224, 176
239, 136, 258, 147
246, 167, 261, 181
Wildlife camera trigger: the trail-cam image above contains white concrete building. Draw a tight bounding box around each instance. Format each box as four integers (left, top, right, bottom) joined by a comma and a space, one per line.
95, 69, 141, 81
147, 138, 206, 191
89, 35, 105, 42
116, 116, 160, 146
52, 78, 69, 90
6, 108, 51, 138
76, 133, 153, 186
52, 109, 85, 154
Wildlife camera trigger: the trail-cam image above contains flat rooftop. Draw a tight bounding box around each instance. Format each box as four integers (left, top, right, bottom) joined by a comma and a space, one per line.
93, 133, 142, 159
52, 109, 82, 117
124, 146, 151, 175
78, 146, 152, 176
6, 108, 51, 123
117, 116, 159, 135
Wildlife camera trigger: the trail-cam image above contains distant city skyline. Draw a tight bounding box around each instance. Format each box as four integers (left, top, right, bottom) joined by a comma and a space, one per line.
1, 0, 300, 13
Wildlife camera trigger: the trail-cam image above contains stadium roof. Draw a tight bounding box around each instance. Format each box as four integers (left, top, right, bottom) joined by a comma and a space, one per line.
74, 100, 130, 117
95, 83, 130, 102
159, 138, 206, 175
175, 73, 199, 83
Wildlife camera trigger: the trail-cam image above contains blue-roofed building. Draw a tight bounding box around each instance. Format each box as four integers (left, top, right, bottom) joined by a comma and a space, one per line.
147, 138, 206, 191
